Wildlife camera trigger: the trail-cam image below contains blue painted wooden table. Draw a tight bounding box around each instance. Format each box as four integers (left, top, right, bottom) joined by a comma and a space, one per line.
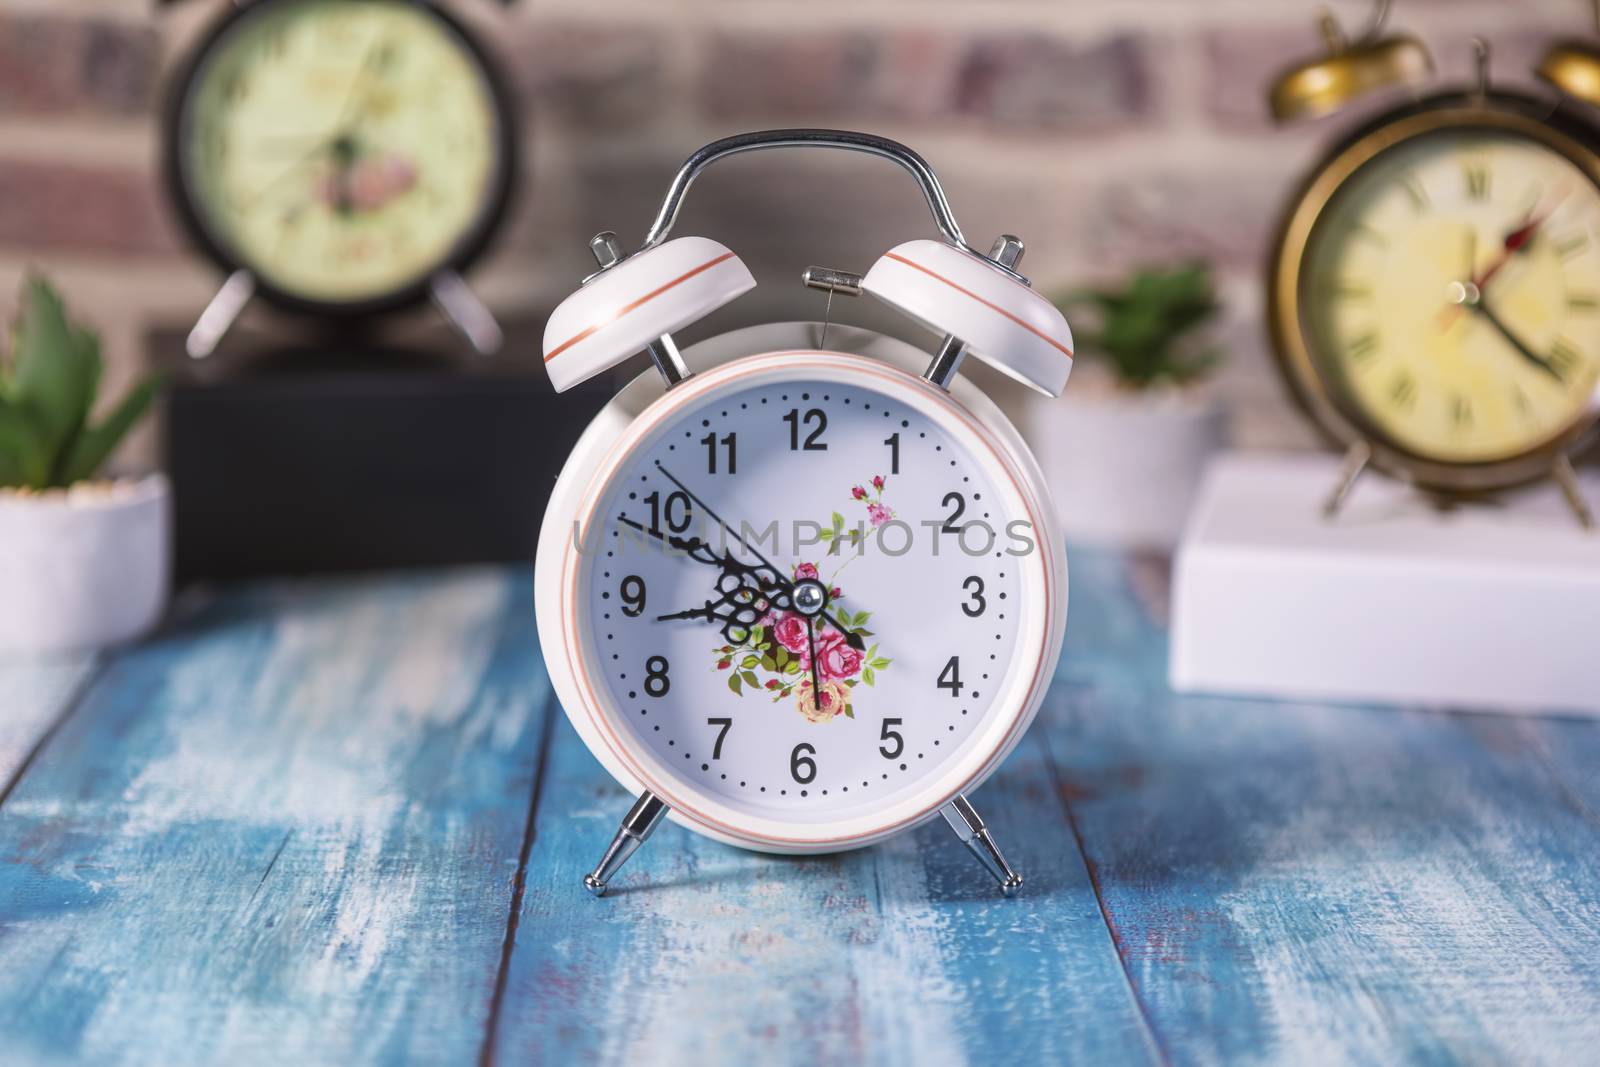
2, 551, 1597, 1066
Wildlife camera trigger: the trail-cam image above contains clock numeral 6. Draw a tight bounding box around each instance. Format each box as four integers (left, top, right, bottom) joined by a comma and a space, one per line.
644, 655, 671, 698
961, 575, 986, 617
700, 432, 736, 475
707, 717, 732, 760
878, 718, 904, 760
620, 575, 646, 617
644, 490, 693, 535
783, 408, 828, 451
937, 655, 963, 697
790, 742, 817, 784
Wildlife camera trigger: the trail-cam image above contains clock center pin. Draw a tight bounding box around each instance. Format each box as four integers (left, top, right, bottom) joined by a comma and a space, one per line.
792, 580, 828, 617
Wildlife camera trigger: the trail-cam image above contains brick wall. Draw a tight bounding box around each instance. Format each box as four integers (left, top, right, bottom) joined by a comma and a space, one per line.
0, 0, 1590, 461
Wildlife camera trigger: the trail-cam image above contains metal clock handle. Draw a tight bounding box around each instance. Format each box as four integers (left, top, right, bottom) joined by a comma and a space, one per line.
584, 128, 1030, 392
638, 129, 983, 263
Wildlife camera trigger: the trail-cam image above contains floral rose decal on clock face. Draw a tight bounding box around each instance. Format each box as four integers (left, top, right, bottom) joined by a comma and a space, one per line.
712, 474, 895, 723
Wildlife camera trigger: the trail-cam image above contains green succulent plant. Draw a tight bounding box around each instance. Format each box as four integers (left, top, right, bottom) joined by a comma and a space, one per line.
1057, 261, 1222, 389
0, 277, 161, 491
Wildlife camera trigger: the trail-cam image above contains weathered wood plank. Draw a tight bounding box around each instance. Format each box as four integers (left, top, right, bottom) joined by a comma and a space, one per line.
0, 570, 549, 1065
1045, 551, 1600, 1067
0, 655, 98, 791
491, 715, 1158, 1065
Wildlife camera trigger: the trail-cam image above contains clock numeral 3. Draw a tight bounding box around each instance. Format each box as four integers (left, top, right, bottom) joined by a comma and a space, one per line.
961, 575, 987, 617
644, 655, 671, 698
790, 742, 818, 784
783, 408, 828, 451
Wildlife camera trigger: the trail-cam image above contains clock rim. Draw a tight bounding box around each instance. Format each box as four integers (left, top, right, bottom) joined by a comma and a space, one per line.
1266, 89, 1600, 492
535, 337, 1067, 855
160, 0, 520, 318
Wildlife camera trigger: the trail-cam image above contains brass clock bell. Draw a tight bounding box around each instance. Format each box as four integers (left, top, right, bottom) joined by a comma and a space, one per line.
1268, 0, 1434, 123
1537, 0, 1600, 109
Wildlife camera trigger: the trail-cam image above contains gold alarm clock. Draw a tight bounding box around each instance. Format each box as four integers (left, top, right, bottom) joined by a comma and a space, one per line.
1266, 9, 1600, 523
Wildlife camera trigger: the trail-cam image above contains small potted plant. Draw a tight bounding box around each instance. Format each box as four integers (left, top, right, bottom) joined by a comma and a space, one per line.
0, 278, 167, 653
1022, 261, 1226, 550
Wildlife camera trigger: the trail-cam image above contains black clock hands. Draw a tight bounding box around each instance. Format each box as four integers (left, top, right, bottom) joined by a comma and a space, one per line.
1470, 299, 1566, 384
618, 516, 796, 643
806, 619, 822, 699
651, 462, 865, 651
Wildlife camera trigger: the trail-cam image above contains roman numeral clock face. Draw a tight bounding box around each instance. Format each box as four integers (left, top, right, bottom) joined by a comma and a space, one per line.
567, 368, 1050, 835
1302, 128, 1600, 463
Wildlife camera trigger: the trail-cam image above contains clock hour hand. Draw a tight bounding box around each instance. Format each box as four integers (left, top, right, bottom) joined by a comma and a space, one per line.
652, 462, 865, 651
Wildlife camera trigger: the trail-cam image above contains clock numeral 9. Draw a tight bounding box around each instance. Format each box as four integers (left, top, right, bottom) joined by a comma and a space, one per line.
937, 655, 963, 697
783, 408, 828, 451
619, 575, 646, 617
878, 718, 904, 760
961, 576, 986, 617
790, 742, 817, 784
644, 490, 693, 535
644, 655, 671, 698
700, 432, 736, 475
707, 717, 732, 760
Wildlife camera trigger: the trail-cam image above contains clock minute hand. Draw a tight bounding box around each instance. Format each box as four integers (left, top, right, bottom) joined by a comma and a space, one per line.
652, 462, 865, 651
1470, 299, 1566, 383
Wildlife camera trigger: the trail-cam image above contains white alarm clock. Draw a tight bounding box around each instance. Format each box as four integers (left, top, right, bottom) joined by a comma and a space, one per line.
535, 130, 1073, 896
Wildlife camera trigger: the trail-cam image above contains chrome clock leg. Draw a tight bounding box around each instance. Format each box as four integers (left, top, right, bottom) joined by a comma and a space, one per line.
1553, 454, 1595, 530
429, 270, 503, 356
1322, 440, 1372, 519
939, 794, 1023, 896
186, 269, 255, 360
584, 790, 669, 897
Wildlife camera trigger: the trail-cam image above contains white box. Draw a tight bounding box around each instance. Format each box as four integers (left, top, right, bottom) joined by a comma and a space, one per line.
1170, 452, 1600, 716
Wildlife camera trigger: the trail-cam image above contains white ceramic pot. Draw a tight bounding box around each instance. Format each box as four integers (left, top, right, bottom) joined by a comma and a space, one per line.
1021, 384, 1227, 551
0, 474, 171, 653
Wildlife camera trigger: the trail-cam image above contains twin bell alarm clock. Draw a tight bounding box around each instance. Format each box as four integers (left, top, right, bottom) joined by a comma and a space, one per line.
534, 130, 1074, 897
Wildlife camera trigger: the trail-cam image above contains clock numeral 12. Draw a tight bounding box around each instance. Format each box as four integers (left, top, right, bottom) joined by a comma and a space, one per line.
783, 408, 828, 451
1463, 164, 1490, 201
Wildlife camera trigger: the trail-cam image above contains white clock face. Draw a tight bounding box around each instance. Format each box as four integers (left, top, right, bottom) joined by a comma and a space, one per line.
572, 368, 1046, 828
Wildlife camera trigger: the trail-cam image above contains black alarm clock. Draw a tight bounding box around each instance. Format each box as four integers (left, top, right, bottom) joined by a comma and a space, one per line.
163, 0, 518, 356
